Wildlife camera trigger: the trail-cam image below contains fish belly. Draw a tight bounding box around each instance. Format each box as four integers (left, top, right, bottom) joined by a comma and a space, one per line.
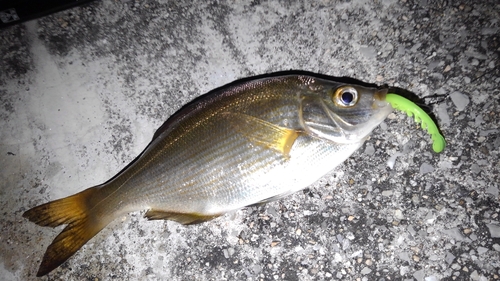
119, 132, 363, 216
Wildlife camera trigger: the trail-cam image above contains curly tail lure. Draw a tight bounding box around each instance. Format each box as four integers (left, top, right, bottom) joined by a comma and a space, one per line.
386, 93, 446, 153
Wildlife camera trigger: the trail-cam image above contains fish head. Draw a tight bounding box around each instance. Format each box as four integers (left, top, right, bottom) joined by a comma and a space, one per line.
299, 78, 392, 143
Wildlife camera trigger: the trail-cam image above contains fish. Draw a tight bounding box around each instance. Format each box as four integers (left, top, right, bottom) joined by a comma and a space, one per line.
23, 71, 393, 276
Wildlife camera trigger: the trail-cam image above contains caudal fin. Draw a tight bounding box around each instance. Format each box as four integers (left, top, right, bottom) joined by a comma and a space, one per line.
23, 187, 110, 277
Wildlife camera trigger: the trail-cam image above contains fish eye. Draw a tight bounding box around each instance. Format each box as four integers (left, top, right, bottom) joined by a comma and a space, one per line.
333, 86, 358, 107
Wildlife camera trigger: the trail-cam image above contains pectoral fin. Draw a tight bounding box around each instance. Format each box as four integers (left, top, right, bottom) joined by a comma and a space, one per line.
145, 209, 221, 225
222, 112, 300, 156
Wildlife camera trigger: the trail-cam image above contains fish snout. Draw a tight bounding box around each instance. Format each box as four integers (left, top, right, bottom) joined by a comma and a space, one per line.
373, 88, 390, 109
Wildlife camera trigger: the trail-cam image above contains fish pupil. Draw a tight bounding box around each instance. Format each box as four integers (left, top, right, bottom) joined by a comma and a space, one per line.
341, 91, 354, 104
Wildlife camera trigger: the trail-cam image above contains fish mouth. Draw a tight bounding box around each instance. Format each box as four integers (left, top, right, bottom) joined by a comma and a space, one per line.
373, 88, 390, 108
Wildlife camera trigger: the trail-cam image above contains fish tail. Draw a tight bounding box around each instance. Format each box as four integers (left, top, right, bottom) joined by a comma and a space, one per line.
23, 187, 111, 277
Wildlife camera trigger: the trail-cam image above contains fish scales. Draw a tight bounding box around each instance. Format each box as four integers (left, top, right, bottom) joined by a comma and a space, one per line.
114, 77, 306, 212
23, 73, 392, 276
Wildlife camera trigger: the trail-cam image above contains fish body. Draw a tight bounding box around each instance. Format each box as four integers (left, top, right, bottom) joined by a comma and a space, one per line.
24, 72, 392, 276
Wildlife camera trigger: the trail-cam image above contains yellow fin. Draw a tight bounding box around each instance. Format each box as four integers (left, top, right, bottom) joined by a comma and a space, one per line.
223, 112, 300, 156
23, 187, 110, 277
145, 209, 221, 225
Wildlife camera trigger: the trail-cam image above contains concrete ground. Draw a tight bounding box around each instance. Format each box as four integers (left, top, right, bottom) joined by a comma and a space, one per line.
1, 0, 499, 280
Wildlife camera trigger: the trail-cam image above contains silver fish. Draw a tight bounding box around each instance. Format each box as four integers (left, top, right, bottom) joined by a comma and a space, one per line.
23, 72, 392, 276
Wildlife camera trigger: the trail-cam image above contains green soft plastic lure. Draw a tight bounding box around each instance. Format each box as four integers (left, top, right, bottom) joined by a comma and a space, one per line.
386, 93, 446, 153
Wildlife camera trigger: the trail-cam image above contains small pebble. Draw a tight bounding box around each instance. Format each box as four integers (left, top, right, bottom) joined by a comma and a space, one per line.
361, 267, 372, 275
419, 163, 435, 174
450, 91, 470, 111
486, 224, 500, 238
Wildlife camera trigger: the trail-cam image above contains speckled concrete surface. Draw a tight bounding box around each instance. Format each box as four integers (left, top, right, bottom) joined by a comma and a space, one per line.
1, 0, 499, 280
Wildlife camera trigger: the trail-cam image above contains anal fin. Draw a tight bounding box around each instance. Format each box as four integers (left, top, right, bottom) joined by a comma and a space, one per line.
247, 192, 291, 208
145, 209, 221, 225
